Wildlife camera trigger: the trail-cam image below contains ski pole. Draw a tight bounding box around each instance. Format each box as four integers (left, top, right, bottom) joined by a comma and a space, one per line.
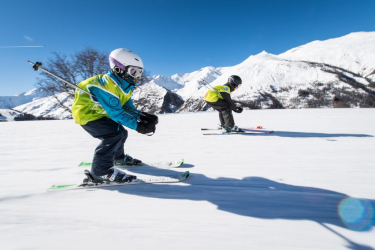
122, 105, 145, 116
28, 61, 141, 121
28, 61, 93, 97
199, 79, 222, 98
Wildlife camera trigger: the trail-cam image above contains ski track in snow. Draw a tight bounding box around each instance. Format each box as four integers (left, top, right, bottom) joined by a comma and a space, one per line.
0, 108, 374, 250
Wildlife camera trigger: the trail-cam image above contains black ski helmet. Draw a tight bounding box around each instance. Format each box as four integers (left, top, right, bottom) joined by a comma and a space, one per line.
228, 75, 242, 88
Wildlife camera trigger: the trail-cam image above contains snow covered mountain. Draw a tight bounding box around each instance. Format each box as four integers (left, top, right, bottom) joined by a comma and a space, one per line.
0, 87, 48, 109
147, 31, 375, 111
0, 109, 17, 122
279, 32, 375, 78
14, 92, 73, 120
175, 32, 375, 111
132, 81, 184, 114
5, 31, 375, 120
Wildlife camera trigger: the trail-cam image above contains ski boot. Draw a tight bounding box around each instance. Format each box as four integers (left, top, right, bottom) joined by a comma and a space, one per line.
114, 154, 142, 166
225, 125, 244, 133
84, 168, 137, 184
217, 124, 226, 131
80, 170, 104, 187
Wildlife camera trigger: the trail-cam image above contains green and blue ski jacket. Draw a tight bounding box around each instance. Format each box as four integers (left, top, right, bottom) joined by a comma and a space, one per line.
71, 72, 141, 130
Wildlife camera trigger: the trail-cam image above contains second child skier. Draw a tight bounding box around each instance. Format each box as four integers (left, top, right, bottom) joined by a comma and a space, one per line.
204, 75, 243, 132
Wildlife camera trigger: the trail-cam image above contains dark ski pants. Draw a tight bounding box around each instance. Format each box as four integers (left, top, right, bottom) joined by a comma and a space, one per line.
205, 100, 235, 127
81, 118, 127, 176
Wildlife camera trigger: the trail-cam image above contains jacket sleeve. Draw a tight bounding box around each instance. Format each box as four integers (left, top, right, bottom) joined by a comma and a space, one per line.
122, 99, 142, 118
89, 86, 139, 130
220, 91, 237, 110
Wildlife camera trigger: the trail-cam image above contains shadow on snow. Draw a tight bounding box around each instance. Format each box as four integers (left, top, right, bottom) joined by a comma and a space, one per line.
107, 169, 375, 250
246, 130, 374, 138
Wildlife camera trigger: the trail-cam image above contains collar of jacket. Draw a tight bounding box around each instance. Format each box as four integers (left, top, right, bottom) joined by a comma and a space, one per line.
106, 71, 134, 92
224, 83, 234, 92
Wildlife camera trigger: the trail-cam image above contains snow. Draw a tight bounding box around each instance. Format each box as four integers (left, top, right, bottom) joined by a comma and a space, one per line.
0, 109, 18, 121
148, 75, 183, 91
0, 108, 374, 250
19, 88, 46, 97
0, 87, 48, 109
279, 32, 375, 77
172, 66, 224, 99
14, 92, 73, 119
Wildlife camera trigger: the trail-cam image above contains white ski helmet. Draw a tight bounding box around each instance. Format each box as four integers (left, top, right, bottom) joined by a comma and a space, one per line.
109, 48, 144, 83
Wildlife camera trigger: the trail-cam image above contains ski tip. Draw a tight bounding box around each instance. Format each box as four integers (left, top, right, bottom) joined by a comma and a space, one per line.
182, 171, 190, 179
48, 184, 76, 191
78, 162, 91, 167
174, 159, 185, 167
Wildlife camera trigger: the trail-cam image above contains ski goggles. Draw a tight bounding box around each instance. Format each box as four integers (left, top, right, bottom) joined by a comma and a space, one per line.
126, 66, 143, 79
229, 76, 241, 87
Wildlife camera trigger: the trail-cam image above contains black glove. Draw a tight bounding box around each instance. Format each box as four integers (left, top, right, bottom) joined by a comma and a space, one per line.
136, 121, 156, 135
140, 112, 159, 126
234, 107, 243, 113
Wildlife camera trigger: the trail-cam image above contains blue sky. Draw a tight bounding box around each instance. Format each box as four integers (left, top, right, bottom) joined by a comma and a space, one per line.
0, 0, 374, 96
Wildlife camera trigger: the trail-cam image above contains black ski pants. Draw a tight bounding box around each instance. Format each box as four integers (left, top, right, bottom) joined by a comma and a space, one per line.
81, 118, 127, 176
206, 99, 235, 127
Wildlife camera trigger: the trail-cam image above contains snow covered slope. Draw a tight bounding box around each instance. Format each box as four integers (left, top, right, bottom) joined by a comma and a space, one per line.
172, 66, 225, 100
0, 108, 374, 250
279, 32, 375, 79
132, 81, 184, 113
0, 87, 48, 109
14, 92, 73, 119
0, 109, 19, 121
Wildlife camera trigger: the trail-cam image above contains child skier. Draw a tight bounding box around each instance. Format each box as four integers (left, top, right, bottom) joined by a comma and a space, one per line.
71, 48, 158, 183
204, 75, 243, 132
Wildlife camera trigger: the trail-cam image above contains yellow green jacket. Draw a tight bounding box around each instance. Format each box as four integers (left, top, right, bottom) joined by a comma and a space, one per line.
204, 85, 231, 103
71, 72, 140, 130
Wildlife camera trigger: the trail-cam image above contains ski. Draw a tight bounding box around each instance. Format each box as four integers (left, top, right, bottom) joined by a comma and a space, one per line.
201, 126, 263, 131
78, 159, 185, 168
48, 171, 190, 191
242, 126, 263, 130
203, 130, 274, 135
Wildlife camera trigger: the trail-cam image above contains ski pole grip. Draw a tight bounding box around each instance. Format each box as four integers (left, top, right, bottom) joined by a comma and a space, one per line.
33, 62, 42, 71
28, 61, 42, 71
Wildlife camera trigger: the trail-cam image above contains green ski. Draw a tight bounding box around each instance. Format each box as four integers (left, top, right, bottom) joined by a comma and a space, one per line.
78, 159, 185, 168
48, 171, 190, 191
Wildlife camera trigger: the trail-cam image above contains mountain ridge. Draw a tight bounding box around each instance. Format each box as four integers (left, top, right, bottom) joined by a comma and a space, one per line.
2, 31, 375, 120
